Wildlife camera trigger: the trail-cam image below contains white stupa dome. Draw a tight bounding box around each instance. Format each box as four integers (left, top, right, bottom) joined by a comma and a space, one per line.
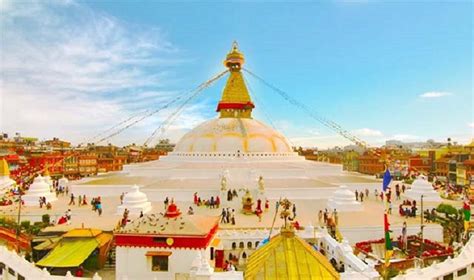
327, 185, 363, 212
404, 177, 442, 202
117, 185, 152, 216
23, 175, 57, 206
174, 118, 292, 153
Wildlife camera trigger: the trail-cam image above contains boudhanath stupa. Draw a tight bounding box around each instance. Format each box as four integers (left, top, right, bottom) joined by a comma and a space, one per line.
404, 176, 442, 202
0, 159, 15, 193
72, 43, 379, 201
22, 175, 57, 206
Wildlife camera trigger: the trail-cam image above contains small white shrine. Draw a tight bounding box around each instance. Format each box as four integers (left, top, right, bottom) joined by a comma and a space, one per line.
0, 159, 15, 192
58, 176, 69, 189
327, 185, 363, 212
22, 175, 57, 206
116, 185, 152, 216
404, 177, 442, 202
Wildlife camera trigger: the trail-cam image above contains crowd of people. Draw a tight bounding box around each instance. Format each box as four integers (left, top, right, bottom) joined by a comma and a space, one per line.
221, 208, 236, 225
193, 192, 221, 208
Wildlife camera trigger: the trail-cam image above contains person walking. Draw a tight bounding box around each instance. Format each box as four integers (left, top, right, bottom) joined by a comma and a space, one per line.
69, 193, 75, 205
355, 190, 359, 201
221, 208, 227, 224
318, 210, 323, 225
97, 202, 102, 216
78, 195, 82, 206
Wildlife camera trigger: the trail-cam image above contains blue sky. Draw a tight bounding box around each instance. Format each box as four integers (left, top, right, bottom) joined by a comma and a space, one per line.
1, 0, 472, 148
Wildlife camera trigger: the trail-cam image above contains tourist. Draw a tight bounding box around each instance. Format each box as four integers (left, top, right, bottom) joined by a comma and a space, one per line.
210, 196, 215, 209
292, 203, 296, 218
374, 189, 378, 201
401, 221, 407, 250
46, 202, 52, 210
65, 186, 69, 195
333, 209, 338, 225
193, 192, 198, 205
265, 199, 269, 211
78, 195, 82, 206
365, 188, 369, 199
226, 208, 231, 223
227, 189, 232, 201
198, 197, 202, 206
215, 196, 220, 208
355, 190, 359, 201
402, 184, 406, 193
82, 195, 87, 205
231, 212, 235, 225
66, 209, 72, 220
39, 197, 44, 208
164, 197, 169, 209
360, 192, 364, 202
318, 210, 323, 225
188, 206, 194, 215
323, 208, 328, 224
97, 202, 102, 216
140, 211, 144, 218
220, 208, 227, 223
396, 189, 401, 200
120, 193, 124, 205
232, 189, 238, 198
69, 193, 75, 205
75, 266, 84, 277
388, 202, 392, 214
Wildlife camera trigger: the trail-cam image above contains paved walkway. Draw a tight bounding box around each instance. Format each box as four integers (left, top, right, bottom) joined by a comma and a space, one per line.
0, 188, 462, 234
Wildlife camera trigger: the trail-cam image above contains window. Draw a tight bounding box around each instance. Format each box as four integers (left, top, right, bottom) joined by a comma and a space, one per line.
18, 274, 25, 280
443, 273, 453, 280
456, 268, 467, 276
239, 242, 244, 249
151, 256, 169, 272
247, 241, 252, 249
7, 267, 15, 276
232, 242, 237, 249
153, 237, 167, 243
255, 241, 260, 248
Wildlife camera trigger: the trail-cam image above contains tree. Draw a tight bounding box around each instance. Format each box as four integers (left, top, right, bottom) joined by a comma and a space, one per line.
434, 204, 464, 245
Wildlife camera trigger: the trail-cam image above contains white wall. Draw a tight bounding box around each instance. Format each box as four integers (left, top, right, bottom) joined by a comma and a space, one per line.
116, 246, 210, 280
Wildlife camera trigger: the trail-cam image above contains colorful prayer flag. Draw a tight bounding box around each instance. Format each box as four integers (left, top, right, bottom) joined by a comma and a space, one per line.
382, 169, 391, 192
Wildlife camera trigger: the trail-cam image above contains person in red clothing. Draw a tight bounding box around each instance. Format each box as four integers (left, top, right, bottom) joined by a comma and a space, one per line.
75, 266, 84, 277
215, 195, 220, 208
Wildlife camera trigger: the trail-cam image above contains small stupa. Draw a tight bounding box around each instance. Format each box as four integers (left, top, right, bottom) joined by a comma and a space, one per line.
22, 175, 57, 206
0, 159, 16, 192
242, 189, 254, 215
165, 199, 181, 218
404, 176, 442, 202
116, 185, 152, 216
58, 176, 69, 189
327, 185, 363, 212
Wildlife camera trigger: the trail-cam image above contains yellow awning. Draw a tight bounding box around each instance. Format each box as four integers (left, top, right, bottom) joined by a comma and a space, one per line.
36, 238, 99, 268
33, 237, 62, 251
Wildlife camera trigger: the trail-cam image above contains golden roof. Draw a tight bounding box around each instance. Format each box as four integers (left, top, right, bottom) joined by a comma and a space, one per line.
220, 71, 252, 104
245, 230, 339, 280
0, 158, 10, 177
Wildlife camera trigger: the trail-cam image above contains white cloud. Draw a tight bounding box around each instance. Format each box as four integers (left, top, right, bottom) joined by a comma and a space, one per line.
0, 0, 203, 146
353, 128, 383, 137
419, 91, 452, 98
469, 122, 474, 128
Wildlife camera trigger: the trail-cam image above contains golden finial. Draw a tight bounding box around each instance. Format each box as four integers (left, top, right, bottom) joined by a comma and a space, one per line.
224, 41, 245, 70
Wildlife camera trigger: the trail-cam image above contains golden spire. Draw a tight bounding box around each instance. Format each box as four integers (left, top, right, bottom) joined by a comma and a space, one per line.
43, 164, 50, 177
0, 158, 10, 177
216, 41, 255, 118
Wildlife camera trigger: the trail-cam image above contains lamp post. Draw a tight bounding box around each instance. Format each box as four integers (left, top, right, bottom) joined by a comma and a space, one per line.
15, 183, 23, 253
419, 194, 424, 257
